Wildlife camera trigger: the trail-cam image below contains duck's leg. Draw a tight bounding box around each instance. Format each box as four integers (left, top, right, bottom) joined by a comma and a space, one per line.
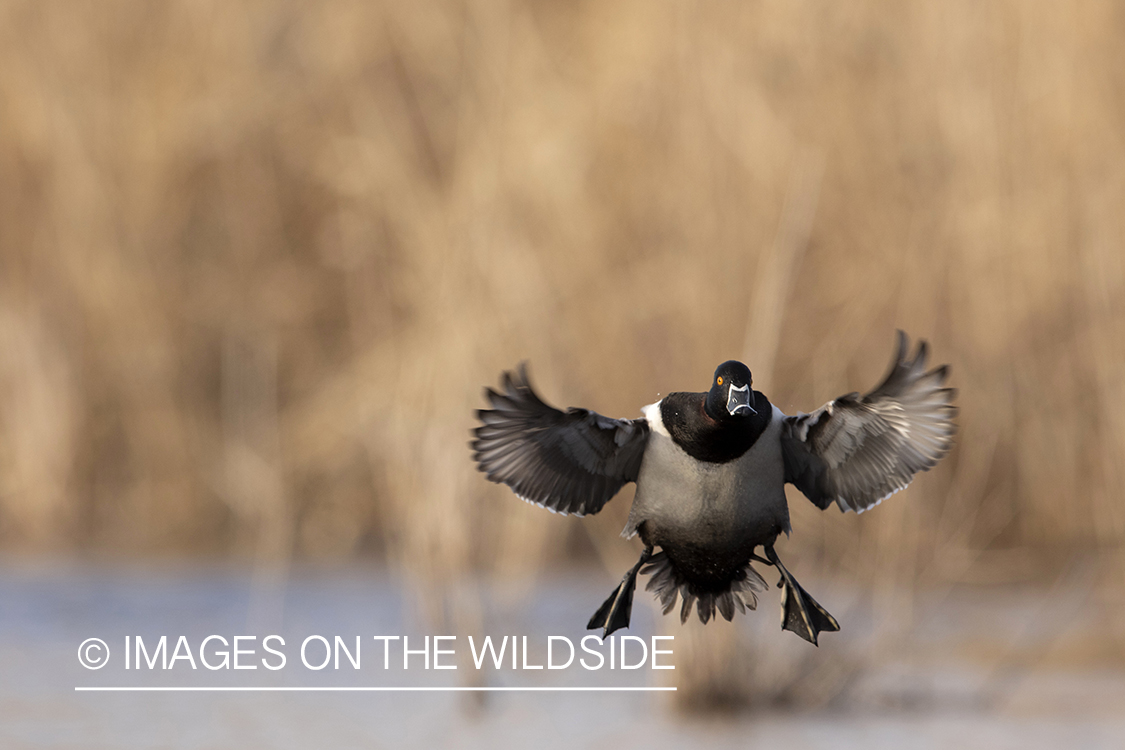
763, 545, 840, 646
587, 546, 654, 638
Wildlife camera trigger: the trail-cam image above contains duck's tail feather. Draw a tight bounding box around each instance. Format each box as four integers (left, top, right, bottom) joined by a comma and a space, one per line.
641, 551, 767, 625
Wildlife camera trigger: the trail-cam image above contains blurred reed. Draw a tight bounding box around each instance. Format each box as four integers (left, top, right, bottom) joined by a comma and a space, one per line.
0, 0, 1123, 708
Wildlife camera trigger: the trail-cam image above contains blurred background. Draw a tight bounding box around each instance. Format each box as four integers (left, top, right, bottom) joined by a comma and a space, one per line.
1, 0, 1124, 746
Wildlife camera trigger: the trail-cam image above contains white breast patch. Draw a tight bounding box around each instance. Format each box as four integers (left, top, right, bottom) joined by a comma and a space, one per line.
642, 400, 670, 438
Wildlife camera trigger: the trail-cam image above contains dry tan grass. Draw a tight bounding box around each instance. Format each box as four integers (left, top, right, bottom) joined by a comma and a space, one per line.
0, 0, 1123, 708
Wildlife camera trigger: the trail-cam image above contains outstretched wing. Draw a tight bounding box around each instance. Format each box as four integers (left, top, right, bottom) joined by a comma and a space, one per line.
781, 331, 957, 513
471, 364, 650, 516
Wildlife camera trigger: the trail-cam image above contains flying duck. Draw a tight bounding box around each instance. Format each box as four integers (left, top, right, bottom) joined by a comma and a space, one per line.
471, 332, 957, 645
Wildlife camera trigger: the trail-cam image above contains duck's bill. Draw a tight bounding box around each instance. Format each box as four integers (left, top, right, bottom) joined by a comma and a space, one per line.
727, 384, 755, 415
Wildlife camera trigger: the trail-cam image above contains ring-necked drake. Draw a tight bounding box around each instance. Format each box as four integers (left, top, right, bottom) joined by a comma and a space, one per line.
471, 331, 957, 644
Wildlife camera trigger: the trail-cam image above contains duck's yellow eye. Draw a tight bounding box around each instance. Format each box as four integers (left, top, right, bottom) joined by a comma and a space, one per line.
717, 376, 723, 385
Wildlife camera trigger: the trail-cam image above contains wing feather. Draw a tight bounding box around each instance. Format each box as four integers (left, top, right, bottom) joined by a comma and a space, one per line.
471, 364, 650, 516
781, 331, 957, 512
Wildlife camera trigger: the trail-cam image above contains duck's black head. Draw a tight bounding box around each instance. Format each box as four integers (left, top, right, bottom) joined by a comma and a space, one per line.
704, 360, 756, 421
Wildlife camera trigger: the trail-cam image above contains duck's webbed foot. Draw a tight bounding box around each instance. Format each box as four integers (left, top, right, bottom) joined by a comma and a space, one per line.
587, 546, 654, 638
764, 545, 840, 646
